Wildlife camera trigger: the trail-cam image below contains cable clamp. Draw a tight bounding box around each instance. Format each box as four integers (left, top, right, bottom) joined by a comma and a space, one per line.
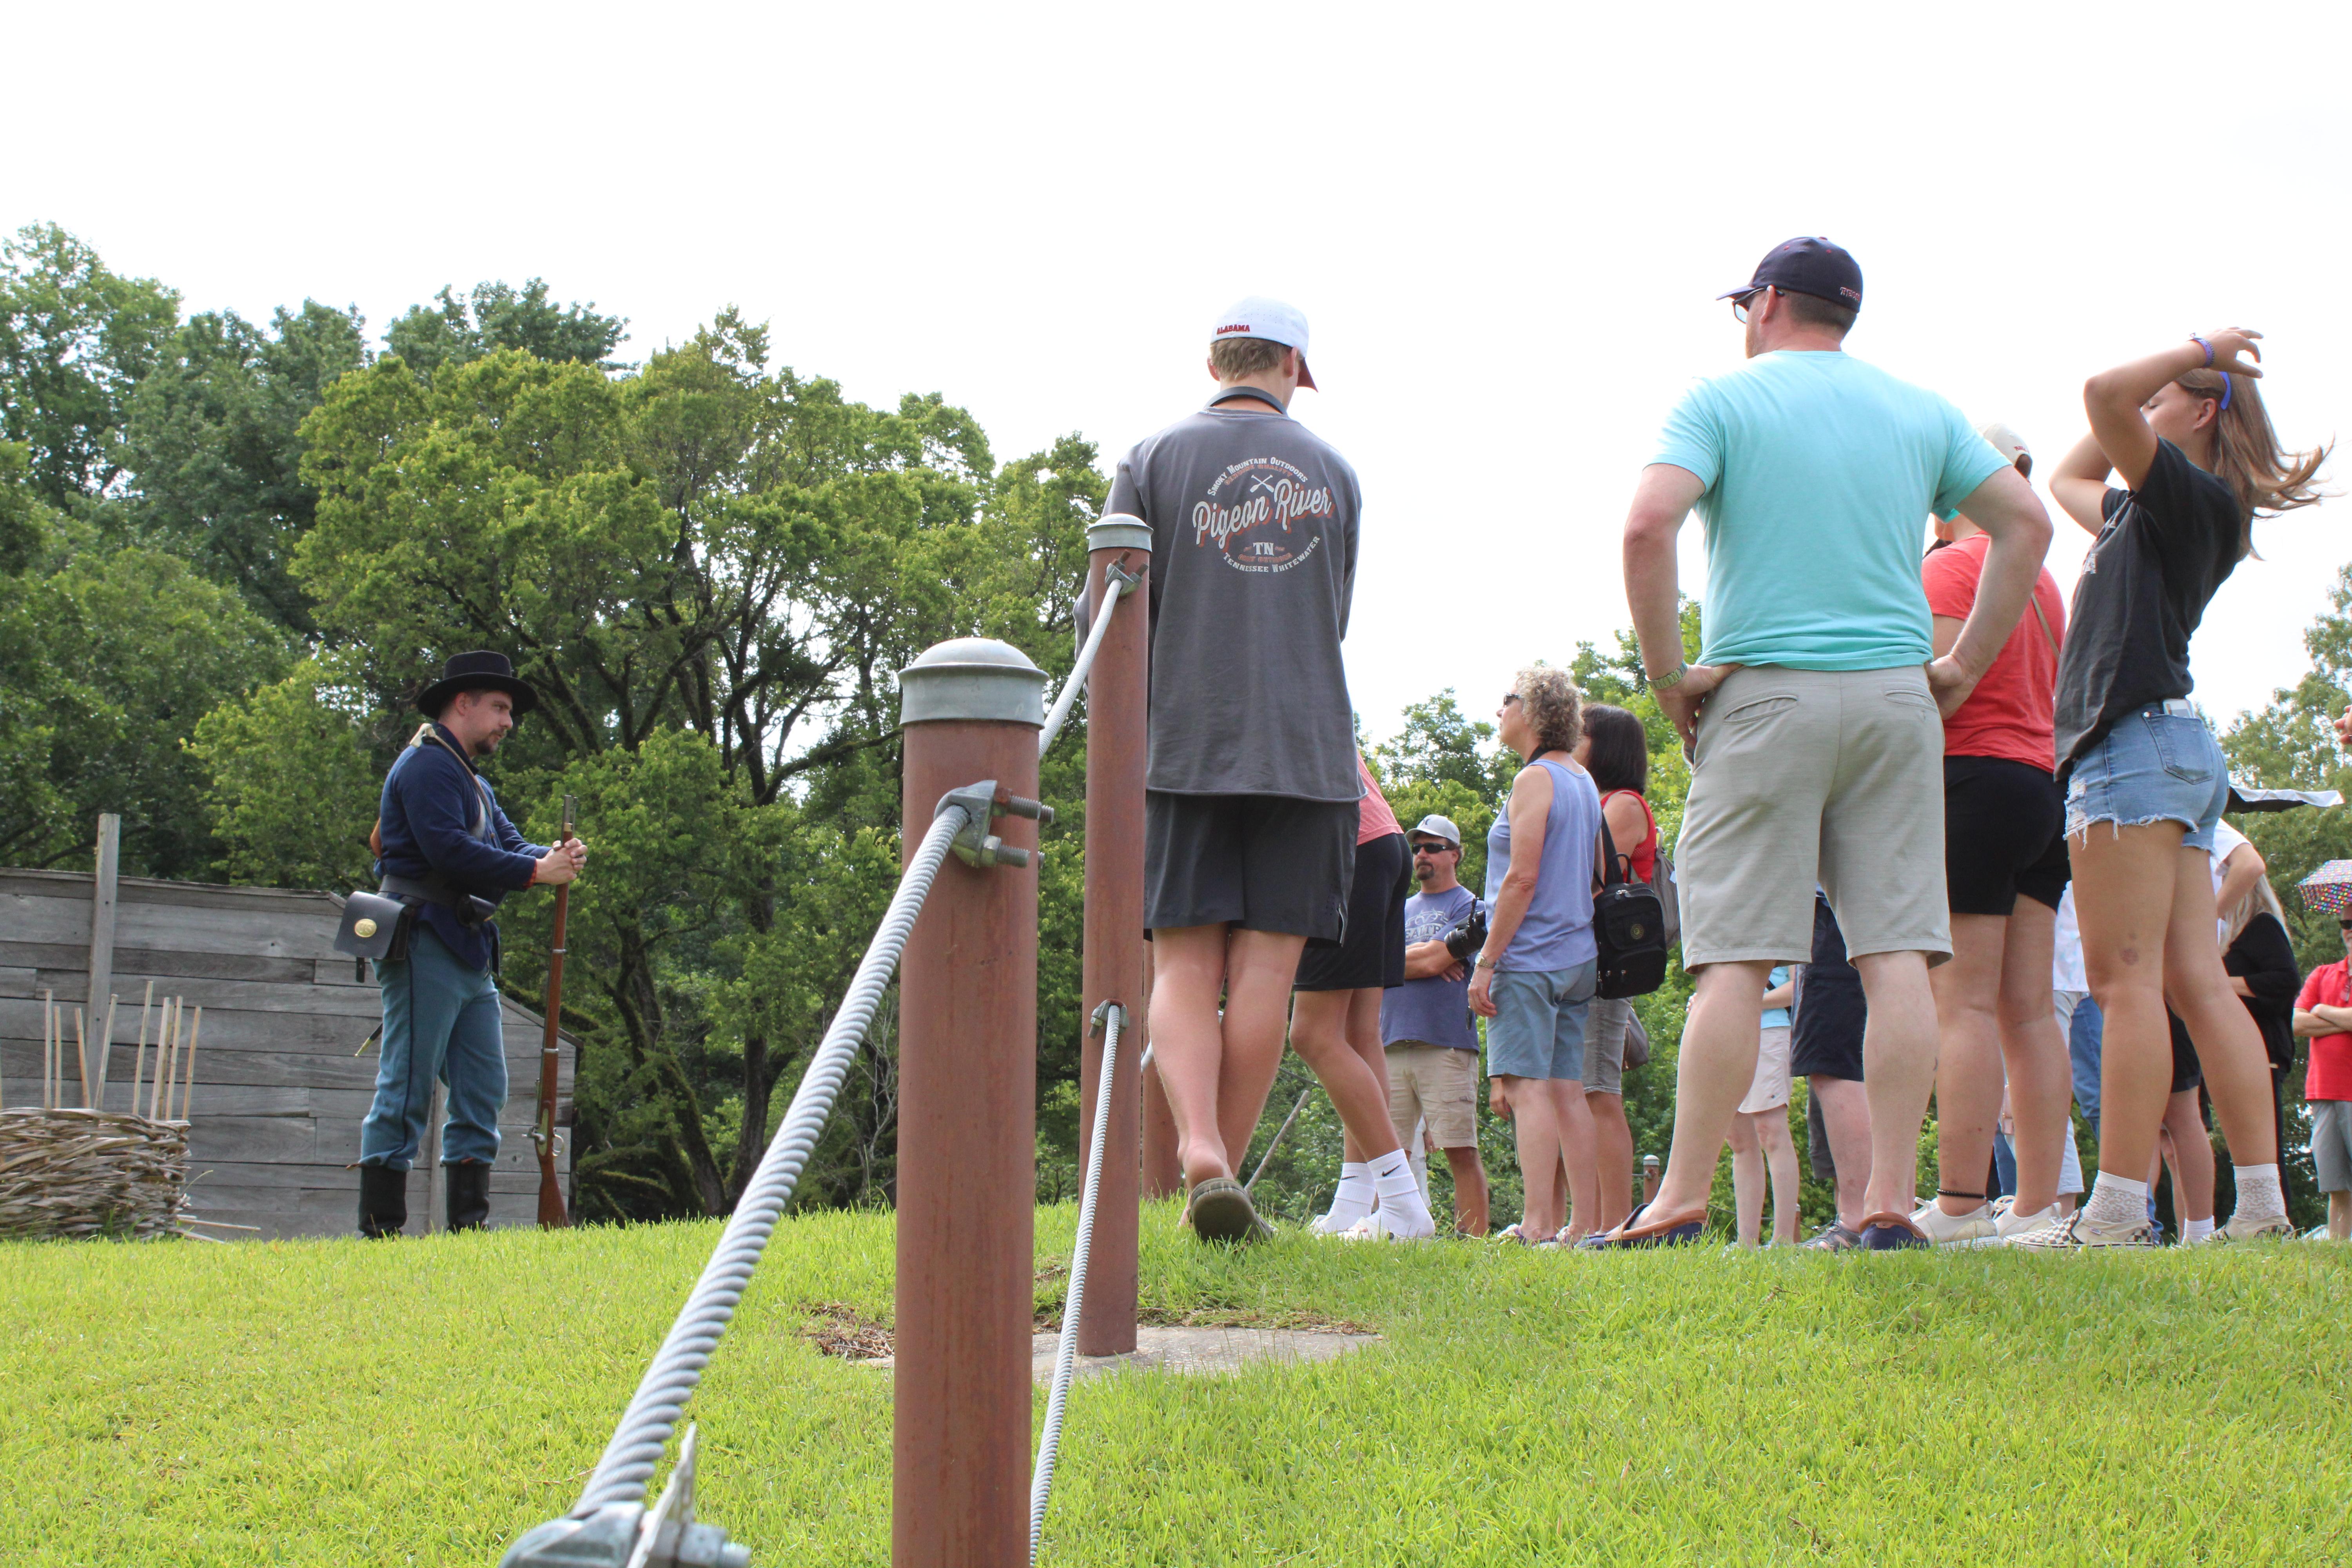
1088, 999, 1124, 1035
1103, 559, 1144, 599
936, 779, 1053, 869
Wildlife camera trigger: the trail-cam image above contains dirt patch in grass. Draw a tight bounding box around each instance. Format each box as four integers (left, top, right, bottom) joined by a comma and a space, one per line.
797, 1301, 893, 1360
1133, 1303, 1376, 1335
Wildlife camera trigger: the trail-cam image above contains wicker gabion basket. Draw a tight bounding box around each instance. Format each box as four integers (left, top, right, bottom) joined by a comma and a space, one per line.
0, 1108, 190, 1241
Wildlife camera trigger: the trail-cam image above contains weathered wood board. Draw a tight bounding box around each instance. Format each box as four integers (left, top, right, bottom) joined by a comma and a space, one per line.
0, 868, 574, 1238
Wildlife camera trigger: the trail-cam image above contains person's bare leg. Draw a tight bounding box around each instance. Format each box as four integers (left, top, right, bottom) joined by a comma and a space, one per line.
1549, 1078, 1599, 1239
1499, 1075, 1565, 1239
2330, 1190, 2351, 1241
1443, 1144, 1489, 1235
2074, 824, 2188, 1185
2161, 849, 2281, 1172
2163, 1089, 2215, 1223
1851, 949, 1940, 1220
1637, 960, 1775, 1220
1587, 1091, 1634, 1232
1760, 1109, 1801, 1243
1929, 915, 2008, 1215
1996, 898, 2070, 1217
1150, 924, 1238, 1187
1213, 927, 1311, 1178
1332, 987, 1388, 1163
1809, 1074, 1872, 1229
1288, 989, 1404, 1163
1728, 1112, 1764, 1247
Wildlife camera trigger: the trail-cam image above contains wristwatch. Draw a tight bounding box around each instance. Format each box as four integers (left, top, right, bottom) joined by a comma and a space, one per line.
1474, 956, 1497, 970
1647, 661, 1690, 691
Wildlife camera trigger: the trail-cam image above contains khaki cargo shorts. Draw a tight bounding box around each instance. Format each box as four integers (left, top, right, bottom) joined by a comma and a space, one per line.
1677, 665, 1950, 969
1385, 1042, 1479, 1149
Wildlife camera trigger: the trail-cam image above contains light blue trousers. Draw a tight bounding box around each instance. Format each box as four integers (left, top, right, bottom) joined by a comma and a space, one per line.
359, 925, 507, 1169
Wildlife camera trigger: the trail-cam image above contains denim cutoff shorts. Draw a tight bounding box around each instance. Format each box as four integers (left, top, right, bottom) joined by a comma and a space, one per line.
1485, 960, 1598, 1081
2064, 703, 2230, 852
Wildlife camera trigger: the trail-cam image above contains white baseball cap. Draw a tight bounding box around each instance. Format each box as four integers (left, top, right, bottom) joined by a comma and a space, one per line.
1979, 420, 2031, 474
1209, 296, 1317, 389
1409, 814, 1462, 848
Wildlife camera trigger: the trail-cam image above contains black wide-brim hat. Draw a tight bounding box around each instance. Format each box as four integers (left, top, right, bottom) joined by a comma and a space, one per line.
416, 650, 540, 719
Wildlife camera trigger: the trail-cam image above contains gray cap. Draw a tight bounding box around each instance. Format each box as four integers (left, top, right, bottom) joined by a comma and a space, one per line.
1408, 814, 1462, 848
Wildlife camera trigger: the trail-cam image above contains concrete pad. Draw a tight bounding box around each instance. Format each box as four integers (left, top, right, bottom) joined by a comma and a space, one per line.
854, 1325, 1378, 1383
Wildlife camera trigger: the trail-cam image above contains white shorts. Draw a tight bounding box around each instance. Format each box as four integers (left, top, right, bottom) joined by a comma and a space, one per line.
1739, 1024, 1793, 1115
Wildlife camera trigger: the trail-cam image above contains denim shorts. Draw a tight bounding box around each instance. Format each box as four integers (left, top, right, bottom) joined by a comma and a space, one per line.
2063, 704, 2229, 852
1485, 960, 1597, 1081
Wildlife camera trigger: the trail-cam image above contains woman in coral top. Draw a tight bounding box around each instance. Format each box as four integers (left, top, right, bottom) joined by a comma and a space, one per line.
1909, 425, 2079, 1246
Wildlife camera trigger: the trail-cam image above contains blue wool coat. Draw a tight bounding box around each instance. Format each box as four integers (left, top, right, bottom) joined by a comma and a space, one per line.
374, 724, 544, 971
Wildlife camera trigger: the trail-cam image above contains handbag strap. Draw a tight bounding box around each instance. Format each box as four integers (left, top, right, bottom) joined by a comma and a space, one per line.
2027, 593, 2060, 658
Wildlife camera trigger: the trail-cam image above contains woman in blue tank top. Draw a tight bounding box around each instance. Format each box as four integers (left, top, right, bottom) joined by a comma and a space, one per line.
1470, 666, 1603, 1243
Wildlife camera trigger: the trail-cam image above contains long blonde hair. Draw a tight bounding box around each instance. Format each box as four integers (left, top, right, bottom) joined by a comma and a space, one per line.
2221, 871, 2289, 952
2173, 367, 2330, 558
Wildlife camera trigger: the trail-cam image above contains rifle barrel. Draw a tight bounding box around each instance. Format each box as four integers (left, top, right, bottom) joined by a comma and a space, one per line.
534, 813, 574, 1229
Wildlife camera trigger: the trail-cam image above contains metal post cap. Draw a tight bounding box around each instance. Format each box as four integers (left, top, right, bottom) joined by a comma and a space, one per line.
899, 637, 1047, 727
1087, 514, 1152, 554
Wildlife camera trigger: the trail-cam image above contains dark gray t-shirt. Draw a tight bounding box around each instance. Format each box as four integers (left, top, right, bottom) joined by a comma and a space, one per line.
1107, 395, 1362, 800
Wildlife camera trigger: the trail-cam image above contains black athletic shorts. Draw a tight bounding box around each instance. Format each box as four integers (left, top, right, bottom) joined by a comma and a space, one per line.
1945, 756, 2069, 916
1143, 791, 1357, 944
1295, 832, 1410, 991
1790, 894, 1866, 1082
2166, 1012, 2205, 1094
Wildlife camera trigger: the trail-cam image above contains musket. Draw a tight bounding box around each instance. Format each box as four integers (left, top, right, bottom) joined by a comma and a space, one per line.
532, 795, 577, 1228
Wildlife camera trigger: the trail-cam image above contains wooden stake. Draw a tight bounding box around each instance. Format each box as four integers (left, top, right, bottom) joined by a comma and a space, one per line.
97, 995, 118, 1103
74, 1007, 90, 1107
44, 990, 56, 1110
151, 1000, 172, 1121
131, 983, 152, 1113
162, 1000, 183, 1122
178, 1007, 201, 1123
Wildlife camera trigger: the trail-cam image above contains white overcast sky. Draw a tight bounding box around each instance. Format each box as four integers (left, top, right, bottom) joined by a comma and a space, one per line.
13, 2, 2348, 744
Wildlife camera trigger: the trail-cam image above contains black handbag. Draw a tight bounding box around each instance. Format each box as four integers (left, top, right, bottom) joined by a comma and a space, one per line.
335, 889, 415, 962
1592, 825, 1670, 1000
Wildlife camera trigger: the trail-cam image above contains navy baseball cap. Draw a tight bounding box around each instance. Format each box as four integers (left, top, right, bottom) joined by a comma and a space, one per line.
1717, 236, 1863, 313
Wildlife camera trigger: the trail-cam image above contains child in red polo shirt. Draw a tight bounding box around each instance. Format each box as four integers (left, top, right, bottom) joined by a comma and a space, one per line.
2294, 912, 2352, 1241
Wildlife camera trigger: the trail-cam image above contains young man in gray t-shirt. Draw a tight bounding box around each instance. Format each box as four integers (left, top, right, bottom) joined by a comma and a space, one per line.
1107, 296, 1365, 1242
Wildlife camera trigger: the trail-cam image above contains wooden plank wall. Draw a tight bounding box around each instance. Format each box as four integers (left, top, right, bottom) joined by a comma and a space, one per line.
0, 868, 574, 1239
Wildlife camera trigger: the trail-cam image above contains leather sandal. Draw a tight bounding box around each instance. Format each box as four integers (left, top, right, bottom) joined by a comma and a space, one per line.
1579, 1205, 1707, 1249
1183, 1177, 1270, 1243
1855, 1210, 1930, 1250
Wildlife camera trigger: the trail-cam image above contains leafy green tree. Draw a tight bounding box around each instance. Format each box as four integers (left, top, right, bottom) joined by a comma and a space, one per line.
188, 656, 386, 891
123, 302, 370, 631
385, 279, 627, 381
0, 518, 291, 875
0, 223, 181, 505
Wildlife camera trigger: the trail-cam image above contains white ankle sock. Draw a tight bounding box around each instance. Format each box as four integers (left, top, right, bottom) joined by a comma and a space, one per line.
2083, 1172, 2149, 1230
1369, 1150, 1435, 1237
2182, 1216, 2216, 1242
1318, 1163, 1375, 1230
2231, 1162, 2286, 1221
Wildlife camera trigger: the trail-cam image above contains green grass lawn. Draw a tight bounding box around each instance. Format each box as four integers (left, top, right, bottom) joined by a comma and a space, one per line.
7, 1207, 2350, 1566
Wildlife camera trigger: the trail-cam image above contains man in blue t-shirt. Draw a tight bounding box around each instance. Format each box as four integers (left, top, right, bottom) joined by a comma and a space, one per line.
1608, 237, 2054, 1251
1379, 815, 1491, 1234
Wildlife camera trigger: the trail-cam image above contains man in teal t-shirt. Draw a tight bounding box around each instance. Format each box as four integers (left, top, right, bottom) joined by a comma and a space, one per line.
1602, 236, 2053, 1253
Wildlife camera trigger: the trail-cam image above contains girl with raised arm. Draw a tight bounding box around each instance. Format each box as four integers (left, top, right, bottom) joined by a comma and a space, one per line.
2017, 331, 2327, 1247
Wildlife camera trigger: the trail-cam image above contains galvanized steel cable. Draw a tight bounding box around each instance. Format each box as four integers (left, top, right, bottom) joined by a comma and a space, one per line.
570, 806, 969, 1517
1037, 568, 1130, 759
1028, 1000, 1123, 1563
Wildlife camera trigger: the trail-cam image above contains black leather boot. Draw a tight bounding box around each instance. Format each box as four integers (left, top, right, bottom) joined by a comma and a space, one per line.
447, 1160, 492, 1232
358, 1164, 407, 1238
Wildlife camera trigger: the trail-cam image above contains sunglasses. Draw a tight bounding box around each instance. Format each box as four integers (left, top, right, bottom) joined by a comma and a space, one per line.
1730, 287, 1774, 325
1411, 841, 1457, 856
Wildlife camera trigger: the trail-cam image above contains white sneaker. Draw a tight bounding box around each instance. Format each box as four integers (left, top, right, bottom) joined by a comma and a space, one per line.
1341, 1202, 1437, 1241
2007, 1210, 2160, 1249
2201, 1210, 2296, 1243
1910, 1200, 1997, 1245
1310, 1195, 1376, 1235
1991, 1202, 2063, 1243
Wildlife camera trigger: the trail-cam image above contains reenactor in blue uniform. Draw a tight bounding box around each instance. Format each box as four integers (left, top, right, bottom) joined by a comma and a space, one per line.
355, 653, 587, 1237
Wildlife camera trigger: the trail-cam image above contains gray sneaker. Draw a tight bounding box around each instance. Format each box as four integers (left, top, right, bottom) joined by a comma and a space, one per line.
2007, 1210, 2160, 1249
2202, 1210, 2296, 1243
1802, 1220, 1863, 1252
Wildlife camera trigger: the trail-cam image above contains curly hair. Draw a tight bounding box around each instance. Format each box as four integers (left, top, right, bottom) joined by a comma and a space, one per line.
1512, 666, 1583, 757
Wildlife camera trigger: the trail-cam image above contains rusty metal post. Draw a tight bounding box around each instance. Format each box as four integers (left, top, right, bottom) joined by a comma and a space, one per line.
1076, 517, 1149, 1356
895, 637, 1045, 1568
